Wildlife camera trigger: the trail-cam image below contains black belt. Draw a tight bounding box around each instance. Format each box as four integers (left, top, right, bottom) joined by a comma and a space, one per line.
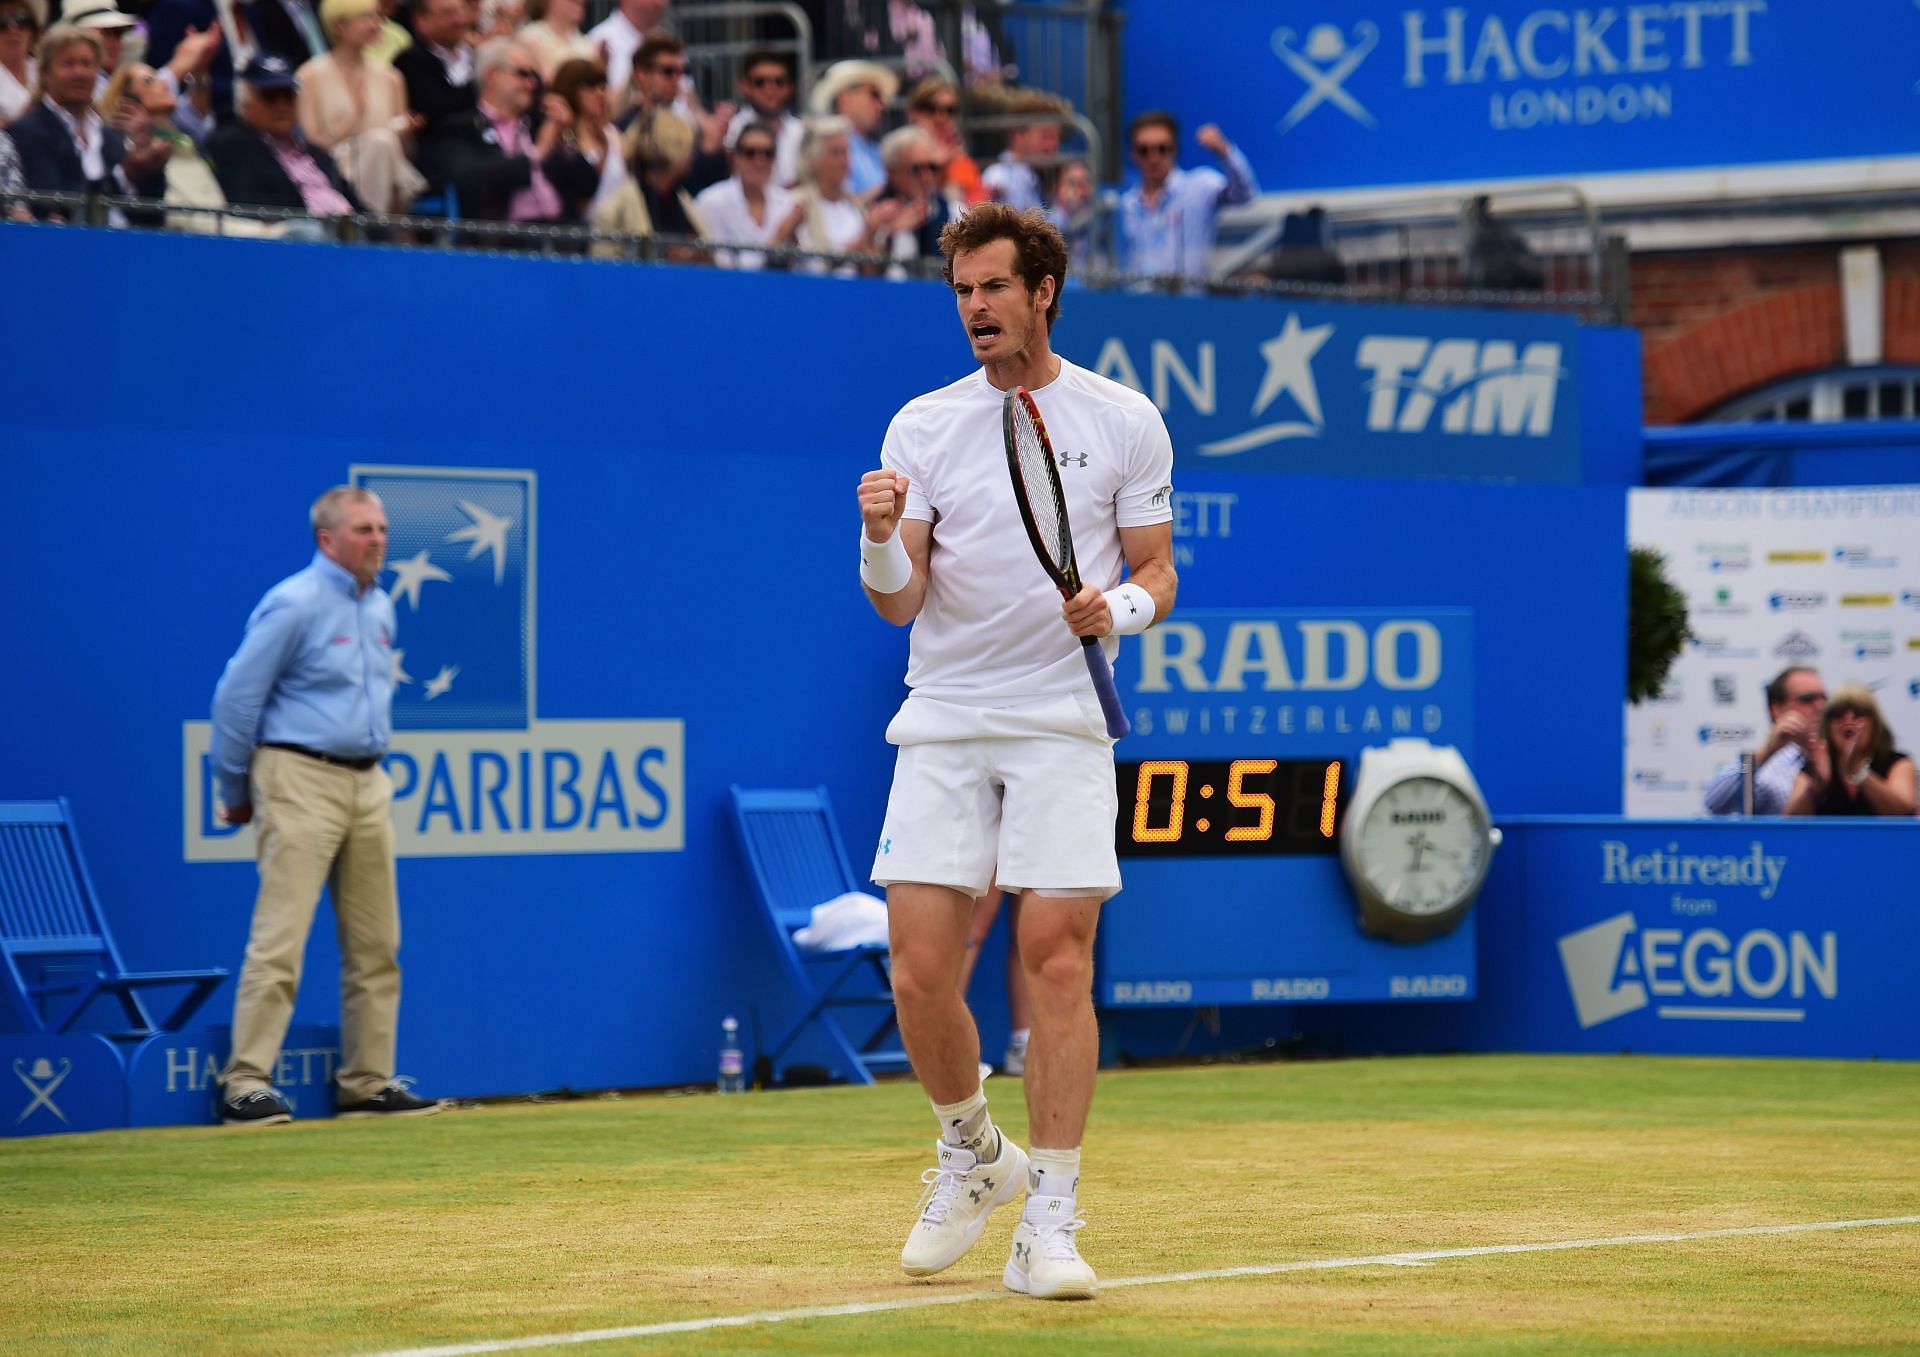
261, 742, 381, 771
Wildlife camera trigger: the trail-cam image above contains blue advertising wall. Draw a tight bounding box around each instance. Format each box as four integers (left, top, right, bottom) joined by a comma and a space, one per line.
0, 228, 1632, 1110
1288, 818, 1920, 1062
1122, 1, 1920, 193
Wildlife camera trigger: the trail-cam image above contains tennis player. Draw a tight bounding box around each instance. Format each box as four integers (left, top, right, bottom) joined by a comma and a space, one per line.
855, 204, 1177, 1299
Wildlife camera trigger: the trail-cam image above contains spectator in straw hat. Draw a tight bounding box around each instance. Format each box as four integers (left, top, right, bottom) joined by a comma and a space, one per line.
808, 57, 895, 197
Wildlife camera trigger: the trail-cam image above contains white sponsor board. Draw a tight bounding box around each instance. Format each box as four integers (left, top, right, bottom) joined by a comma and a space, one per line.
183, 720, 684, 861
1625, 486, 1920, 816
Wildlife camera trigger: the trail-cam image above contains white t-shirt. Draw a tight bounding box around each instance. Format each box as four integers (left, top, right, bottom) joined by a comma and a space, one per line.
585, 11, 641, 97
880, 357, 1174, 701
692, 176, 795, 270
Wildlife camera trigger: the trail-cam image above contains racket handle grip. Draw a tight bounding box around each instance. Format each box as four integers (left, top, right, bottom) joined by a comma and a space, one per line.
1080, 637, 1131, 739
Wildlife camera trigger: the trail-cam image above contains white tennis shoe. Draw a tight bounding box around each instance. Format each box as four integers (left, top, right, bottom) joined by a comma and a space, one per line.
1003, 1194, 1097, 1300
900, 1134, 1029, 1277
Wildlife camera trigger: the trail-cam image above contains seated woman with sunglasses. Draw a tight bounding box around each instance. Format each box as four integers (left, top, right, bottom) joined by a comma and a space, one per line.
1785, 685, 1916, 817
693, 118, 800, 271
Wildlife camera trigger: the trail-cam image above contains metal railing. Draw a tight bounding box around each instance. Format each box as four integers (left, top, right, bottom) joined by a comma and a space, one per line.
1210, 183, 1626, 322
666, 2, 815, 113
1, 184, 1621, 319
806, 1, 1123, 177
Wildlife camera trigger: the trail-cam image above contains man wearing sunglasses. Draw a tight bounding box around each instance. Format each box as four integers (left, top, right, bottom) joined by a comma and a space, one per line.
443, 35, 594, 226
1702, 666, 1827, 816
724, 47, 801, 186
206, 54, 360, 229
1115, 109, 1256, 284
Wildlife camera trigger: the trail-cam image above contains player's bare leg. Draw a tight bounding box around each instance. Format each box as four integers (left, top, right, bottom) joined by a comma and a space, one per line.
1002, 891, 1101, 1299
890, 882, 1028, 1277
1014, 893, 1100, 1146
889, 883, 981, 1100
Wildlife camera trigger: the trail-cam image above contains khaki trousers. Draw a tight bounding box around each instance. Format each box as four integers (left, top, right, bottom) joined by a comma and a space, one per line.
220, 746, 401, 1101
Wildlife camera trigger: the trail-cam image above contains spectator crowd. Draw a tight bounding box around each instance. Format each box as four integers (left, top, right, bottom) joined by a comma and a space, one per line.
0, 0, 1258, 283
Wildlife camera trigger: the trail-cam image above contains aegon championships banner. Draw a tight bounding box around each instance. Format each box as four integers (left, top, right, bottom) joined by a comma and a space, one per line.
1624, 486, 1920, 817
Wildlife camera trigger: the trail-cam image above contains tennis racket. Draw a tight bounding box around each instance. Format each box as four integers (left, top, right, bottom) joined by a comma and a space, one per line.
1002, 385, 1130, 739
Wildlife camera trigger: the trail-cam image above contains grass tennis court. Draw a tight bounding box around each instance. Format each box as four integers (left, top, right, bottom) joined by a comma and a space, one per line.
4, 1054, 1916, 1355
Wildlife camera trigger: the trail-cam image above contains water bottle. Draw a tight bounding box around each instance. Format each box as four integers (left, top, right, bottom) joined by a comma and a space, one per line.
718, 1015, 746, 1094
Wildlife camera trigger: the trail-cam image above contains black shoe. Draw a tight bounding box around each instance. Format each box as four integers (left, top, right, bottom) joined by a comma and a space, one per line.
221, 1088, 294, 1127
336, 1080, 443, 1119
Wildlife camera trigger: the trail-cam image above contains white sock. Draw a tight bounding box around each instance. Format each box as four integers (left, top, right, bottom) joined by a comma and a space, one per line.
931, 1087, 998, 1160
1029, 1145, 1080, 1204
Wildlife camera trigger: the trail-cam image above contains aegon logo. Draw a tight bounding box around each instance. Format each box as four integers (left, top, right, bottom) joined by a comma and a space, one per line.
1768, 590, 1825, 611
1137, 619, 1441, 693
1110, 981, 1193, 1004
1558, 913, 1837, 1028
1357, 337, 1563, 435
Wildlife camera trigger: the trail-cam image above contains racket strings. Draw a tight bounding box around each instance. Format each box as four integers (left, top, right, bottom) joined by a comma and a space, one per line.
1011, 410, 1071, 572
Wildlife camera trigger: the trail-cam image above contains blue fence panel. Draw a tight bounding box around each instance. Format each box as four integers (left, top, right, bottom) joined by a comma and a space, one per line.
0, 228, 1635, 1103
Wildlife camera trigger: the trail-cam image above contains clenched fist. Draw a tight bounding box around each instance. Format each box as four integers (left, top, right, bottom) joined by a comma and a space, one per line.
859, 469, 908, 542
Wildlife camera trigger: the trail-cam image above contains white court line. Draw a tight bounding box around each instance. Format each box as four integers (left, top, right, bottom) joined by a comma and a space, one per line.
370, 1214, 1920, 1357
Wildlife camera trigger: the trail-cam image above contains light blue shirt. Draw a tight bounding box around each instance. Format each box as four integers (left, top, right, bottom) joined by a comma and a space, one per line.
210, 550, 397, 809
1116, 143, 1258, 280
1702, 743, 1804, 816
847, 131, 886, 197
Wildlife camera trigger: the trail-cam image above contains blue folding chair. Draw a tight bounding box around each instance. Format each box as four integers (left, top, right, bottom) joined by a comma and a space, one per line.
728, 786, 909, 1086
0, 800, 228, 1041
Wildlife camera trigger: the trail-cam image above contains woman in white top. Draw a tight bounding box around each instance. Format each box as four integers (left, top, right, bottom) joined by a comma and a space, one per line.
692, 118, 802, 271
0, 0, 39, 123
296, 0, 427, 213
516, 0, 594, 82
795, 114, 900, 277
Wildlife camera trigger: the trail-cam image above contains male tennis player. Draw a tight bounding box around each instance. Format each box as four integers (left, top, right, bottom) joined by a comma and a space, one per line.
856, 204, 1177, 1300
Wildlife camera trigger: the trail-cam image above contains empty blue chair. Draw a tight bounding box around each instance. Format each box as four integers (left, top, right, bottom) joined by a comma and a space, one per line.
729, 786, 909, 1086
0, 800, 227, 1041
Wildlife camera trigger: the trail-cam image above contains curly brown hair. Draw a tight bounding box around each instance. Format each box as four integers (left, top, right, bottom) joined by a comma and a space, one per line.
937, 204, 1068, 330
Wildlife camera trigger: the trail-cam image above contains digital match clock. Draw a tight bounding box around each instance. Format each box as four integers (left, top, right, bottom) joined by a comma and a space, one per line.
1115, 757, 1349, 857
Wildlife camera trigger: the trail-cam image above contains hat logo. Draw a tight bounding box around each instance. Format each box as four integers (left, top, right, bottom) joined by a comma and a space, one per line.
1271, 22, 1380, 135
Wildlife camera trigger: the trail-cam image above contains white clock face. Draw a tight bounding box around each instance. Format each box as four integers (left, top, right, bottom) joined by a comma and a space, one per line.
1355, 776, 1490, 915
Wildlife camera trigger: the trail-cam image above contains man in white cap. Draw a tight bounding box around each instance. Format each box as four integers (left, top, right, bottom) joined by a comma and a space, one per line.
808, 58, 895, 197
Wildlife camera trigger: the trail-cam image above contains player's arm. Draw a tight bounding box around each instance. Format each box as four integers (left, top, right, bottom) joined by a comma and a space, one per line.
1061, 521, 1177, 637
858, 468, 931, 624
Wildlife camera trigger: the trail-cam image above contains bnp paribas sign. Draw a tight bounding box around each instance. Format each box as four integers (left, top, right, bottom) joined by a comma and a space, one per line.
182, 467, 683, 861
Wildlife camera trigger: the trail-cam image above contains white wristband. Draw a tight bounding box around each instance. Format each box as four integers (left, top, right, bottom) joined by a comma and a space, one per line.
859, 529, 912, 594
1103, 582, 1156, 635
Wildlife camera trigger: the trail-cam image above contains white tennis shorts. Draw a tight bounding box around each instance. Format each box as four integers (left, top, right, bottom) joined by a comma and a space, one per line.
870, 691, 1121, 901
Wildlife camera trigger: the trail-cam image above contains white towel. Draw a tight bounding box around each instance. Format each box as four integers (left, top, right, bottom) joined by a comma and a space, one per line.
793, 891, 891, 951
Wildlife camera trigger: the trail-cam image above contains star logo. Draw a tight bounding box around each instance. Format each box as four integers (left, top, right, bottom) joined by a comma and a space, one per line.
444, 500, 513, 585
391, 648, 413, 686
423, 664, 460, 700
386, 549, 453, 611
1199, 313, 1333, 456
